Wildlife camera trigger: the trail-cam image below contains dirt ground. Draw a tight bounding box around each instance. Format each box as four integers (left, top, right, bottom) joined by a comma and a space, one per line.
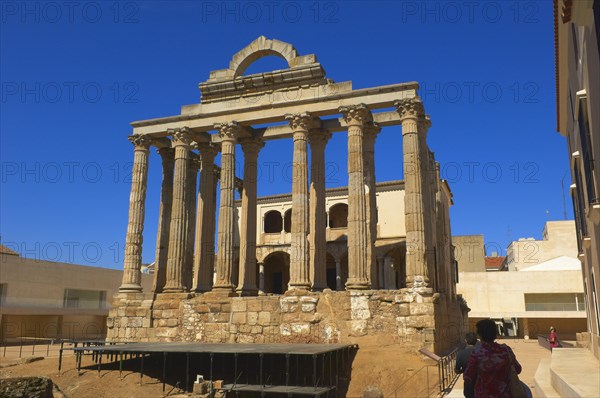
0, 337, 435, 398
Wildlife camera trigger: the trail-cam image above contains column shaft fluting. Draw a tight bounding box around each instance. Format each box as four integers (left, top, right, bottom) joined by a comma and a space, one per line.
258, 262, 265, 294
286, 113, 312, 291
120, 135, 151, 292
364, 124, 380, 288
153, 147, 174, 293
237, 138, 263, 295
164, 129, 192, 292
417, 118, 435, 289
340, 105, 371, 289
395, 98, 430, 288
183, 154, 199, 291
193, 144, 218, 292
309, 129, 330, 290
213, 122, 239, 293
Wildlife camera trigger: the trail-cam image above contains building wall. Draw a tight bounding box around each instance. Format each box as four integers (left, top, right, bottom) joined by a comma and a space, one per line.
457, 270, 585, 320
1, 314, 107, 340
556, 0, 600, 359
506, 221, 578, 271
0, 255, 153, 340
453, 235, 486, 272
467, 317, 587, 340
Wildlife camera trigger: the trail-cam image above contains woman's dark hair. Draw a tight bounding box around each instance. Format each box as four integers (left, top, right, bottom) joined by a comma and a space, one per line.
476, 319, 498, 343
465, 332, 477, 346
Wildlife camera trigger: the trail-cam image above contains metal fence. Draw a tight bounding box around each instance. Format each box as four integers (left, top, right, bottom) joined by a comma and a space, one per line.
391, 348, 458, 398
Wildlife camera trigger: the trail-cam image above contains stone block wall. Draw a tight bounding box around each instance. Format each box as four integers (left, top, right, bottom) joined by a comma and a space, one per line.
107, 288, 468, 354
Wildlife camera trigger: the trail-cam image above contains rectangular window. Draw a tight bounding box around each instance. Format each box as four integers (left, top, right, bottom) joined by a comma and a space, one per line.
571, 23, 579, 68
63, 289, 107, 309
0, 283, 6, 305
578, 98, 598, 205
573, 162, 589, 245
524, 293, 585, 311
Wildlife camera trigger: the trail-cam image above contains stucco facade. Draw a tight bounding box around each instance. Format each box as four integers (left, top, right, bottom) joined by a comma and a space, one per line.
456, 221, 587, 339
506, 221, 578, 271
0, 249, 152, 340
555, 0, 600, 358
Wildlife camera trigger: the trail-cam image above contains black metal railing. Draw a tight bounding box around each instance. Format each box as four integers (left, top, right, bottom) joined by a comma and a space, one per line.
391, 348, 458, 398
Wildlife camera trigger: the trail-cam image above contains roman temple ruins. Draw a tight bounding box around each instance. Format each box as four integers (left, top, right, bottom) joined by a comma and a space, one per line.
107, 37, 468, 354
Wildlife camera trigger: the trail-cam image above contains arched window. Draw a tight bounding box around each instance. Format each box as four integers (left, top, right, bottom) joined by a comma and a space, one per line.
264, 210, 283, 233
284, 209, 292, 233
328, 203, 348, 228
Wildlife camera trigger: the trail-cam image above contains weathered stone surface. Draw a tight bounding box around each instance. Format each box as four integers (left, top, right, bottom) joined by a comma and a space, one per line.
350, 295, 371, 320
409, 303, 434, 316
349, 320, 368, 336
362, 385, 384, 398
257, 311, 271, 325
398, 303, 411, 317
395, 293, 414, 303
231, 312, 246, 324
280, 297, 299, 313
0, 377, 53, 398
231, 299, 247, 312
247, 312, 258, 325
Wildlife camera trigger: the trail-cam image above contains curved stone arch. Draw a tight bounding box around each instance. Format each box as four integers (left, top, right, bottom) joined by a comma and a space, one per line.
328, 203, 348, 228
263, 209, 283, 233
229, 36, 299, 77
256, 245, 292, 263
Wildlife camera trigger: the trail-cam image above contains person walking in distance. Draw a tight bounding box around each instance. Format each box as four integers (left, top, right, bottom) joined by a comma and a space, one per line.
455, 332, 478, 398
548, 326, 560, 350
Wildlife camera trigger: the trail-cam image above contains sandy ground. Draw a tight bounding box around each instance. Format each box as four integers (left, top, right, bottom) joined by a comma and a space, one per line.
0, 338, 436, 398
1, 338, 552, 397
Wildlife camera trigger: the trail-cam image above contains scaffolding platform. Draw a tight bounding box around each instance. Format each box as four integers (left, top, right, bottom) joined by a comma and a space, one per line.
63, 341, 357, 397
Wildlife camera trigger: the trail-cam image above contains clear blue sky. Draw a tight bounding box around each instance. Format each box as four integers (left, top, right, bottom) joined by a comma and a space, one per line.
0, 1, 571, 268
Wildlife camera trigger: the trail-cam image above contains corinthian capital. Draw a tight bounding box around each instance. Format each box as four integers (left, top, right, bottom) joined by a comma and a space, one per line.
339, 104, 372, 126
128, 134, 152, 149
419, 115, 432, 131
240, 137, 264, 156
197, 142, 219, 160
168, 127, 192, 147
364, 122, 381, 143
394, 97, 425, 120
285, 112, 315, 132
215, 121, 240, 142
308, 129, 332, 147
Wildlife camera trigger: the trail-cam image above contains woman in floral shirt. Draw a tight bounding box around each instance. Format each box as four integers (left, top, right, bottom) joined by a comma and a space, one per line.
464, 319, 522, 398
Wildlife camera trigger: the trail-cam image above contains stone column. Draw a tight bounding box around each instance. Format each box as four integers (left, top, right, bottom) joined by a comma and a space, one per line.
120, 134, 151, 292
153, 147, 174, 293
335, 258, 342, 291
384, 256, 397, 289
237, 138, 263, 296
522, 317, 530, 340
213, 122, 239, 293
285, 113, 312, 291
377, 255, 384, 289
419, 120, 435, 290
340, 104, 372, 290
183, 153, 199, 291
364, 123, 380, 288
193, 143, 219, 292
258, 262, 265, 295
163, 129, 192, 293
395, 97, 430, 289
309, 128, 331, 291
